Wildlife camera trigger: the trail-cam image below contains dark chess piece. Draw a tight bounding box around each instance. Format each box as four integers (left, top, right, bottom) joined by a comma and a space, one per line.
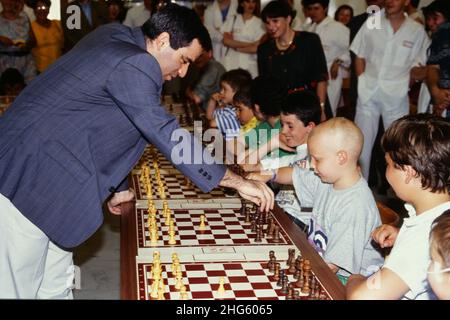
293, 290, 300, 300
280, 275, 289, 294
273, 225, 281, 242
240, 201, 246, 216
273, 263, 281, 281
245, 208, 251, 223
251, 219, 257, 233
277, 270, 285, 287
288, 259, 297, 274
267, 251, 275, 270
286, 286, 294, 300
287, 249, 295, 266
255, 226, 263, 242
266, 218, 275, 237
293, 268, 301, 280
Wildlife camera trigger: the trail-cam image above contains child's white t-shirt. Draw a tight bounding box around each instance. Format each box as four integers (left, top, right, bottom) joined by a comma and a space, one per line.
383, 201, 450, 300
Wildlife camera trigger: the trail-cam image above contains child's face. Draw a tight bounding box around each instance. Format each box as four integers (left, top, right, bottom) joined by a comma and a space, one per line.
384, 153, 409, 201
308, 137, 341, 184
280, 113, 310, 148
235, 102, 254, 125
428, 244, 450, 300
220, 82, 236, 104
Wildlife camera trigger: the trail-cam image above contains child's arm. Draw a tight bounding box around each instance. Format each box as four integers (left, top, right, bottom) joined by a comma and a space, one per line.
346, 268, 410, 300
246, 167, 294, 185
371, 224, 399, 248
206, 93, 222, 121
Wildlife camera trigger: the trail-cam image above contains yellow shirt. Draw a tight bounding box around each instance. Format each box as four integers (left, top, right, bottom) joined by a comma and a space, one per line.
31, 20, 63, 72
241, 116, 259, 134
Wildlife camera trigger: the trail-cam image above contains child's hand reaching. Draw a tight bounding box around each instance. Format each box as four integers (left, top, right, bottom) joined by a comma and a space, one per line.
371, 224, 399, 248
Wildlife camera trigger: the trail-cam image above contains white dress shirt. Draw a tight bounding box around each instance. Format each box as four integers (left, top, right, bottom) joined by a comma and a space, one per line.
350, 12, 430, 103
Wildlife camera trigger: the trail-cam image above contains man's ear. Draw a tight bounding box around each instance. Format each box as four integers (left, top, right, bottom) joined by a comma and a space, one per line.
337, 150, 347, 166
155, 32, 171, 50
404, 165, 418, 184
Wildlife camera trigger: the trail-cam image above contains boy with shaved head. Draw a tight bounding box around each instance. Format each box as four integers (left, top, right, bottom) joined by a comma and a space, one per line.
249, 118, 384, 280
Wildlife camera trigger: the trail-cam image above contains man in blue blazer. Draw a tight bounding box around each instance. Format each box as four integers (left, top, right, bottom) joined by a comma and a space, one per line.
0, 4, 274, 299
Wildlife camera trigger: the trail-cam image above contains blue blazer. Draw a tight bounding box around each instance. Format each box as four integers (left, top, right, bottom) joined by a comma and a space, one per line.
0, 24, 226, 248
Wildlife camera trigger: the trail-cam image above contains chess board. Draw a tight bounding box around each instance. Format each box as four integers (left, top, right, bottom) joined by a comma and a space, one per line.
134, 148, 176, 172
131, 171, 238, 201
137, 260, 331, 300
136, 207, 293, 250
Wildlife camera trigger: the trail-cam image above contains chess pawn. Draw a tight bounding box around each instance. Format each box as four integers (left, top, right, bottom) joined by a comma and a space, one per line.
277, 270, 285, 287
168, 230, 176, 245
150, 228, 158, 244
273, 263, 281, 281
199, 215, 206, 230
280, 276, 289, 294
175, 271, 183, 290
287, 249, 295, 266
150, 279, 159, 299
157, 285, 165, 300
179, 285, 188, 300
272, 225, 281, 242
171, 252, 179, 262
165, 209, 172, 226
267, 250, 275, 269
217, 277, 226, 294
240, 202, 247, 216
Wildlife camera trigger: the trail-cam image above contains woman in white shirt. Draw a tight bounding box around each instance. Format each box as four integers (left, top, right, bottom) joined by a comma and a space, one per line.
221, 0, 266, 78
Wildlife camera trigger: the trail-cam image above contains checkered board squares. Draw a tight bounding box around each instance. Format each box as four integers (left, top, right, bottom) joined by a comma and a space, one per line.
137, 261, 331, 300
135, 148, 175, 171
136, 208, 293, 248
131, 173, 238, 201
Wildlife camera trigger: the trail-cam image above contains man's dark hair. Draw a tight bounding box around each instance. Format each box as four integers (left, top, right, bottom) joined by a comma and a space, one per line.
381, 114, 450, 194
237, 0, 261, 16
302, 0, 329, 8
261, 0, 293, 22
0, 68, 25, 95
233, 85, 253, 108
142, 3, 212, 51
410, 0, 420, 9
251, 75, 285, 117
423, 0, 450, 21
220, 69, 252, 93
280, 90, 321, 126
430, 210, 450, 268
334, 4, 354, 21
33, 0, 51, 8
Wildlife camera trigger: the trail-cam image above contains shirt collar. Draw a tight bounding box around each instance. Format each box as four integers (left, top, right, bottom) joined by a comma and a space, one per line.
403, 201, 450, 227
296, 143, 307, 153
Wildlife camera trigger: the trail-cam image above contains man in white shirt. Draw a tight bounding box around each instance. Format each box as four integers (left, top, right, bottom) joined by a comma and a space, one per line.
350, 0, 429, 180
303, 0, 350, 117
123, 0, 152, 28
204, 0, 238, 65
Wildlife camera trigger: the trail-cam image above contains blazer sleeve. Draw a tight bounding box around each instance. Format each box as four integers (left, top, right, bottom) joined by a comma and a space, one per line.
105, 53, 226, 192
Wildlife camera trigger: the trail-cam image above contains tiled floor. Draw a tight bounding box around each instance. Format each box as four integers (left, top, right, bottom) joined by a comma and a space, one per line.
73, 212, 121, 300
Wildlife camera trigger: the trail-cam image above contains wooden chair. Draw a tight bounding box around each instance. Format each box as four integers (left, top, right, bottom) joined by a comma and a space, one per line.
376, 201, 400, 227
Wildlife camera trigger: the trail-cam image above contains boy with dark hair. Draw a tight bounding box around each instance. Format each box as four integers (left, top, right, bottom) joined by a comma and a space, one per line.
347, 114, 450, 300
207, 68, 252, 141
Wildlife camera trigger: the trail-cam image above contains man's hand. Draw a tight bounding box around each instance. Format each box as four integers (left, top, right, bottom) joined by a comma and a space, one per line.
371, 224, 399, 248
430, 87, 450, 107
236, 179, 274, 212
219, 169, 274, 212
330, 61, 340, 80
107, 189, 135, 215
246, 171, 272, 183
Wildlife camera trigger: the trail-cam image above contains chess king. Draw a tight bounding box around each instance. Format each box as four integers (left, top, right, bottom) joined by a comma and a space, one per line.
0, 4, 274, 299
